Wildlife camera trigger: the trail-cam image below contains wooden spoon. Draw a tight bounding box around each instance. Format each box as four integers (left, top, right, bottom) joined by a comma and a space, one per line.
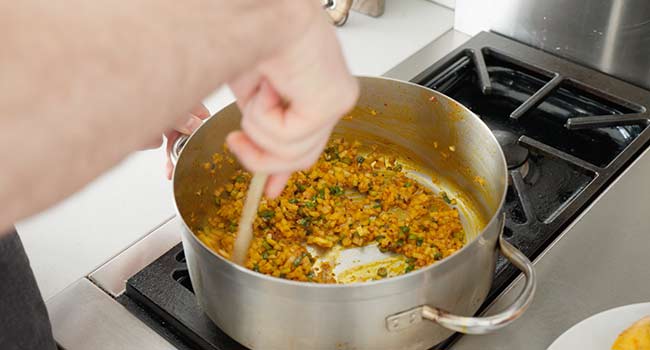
232, 173, 268, 265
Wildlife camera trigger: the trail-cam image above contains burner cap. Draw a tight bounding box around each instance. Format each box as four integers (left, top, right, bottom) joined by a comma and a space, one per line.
493, 130, 529, 169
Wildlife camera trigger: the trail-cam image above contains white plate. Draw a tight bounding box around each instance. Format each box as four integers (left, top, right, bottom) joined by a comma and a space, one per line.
548, 302, 650, 350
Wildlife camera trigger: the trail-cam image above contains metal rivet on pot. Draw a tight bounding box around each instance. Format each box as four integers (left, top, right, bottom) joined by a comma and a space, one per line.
392, 319, 400, 328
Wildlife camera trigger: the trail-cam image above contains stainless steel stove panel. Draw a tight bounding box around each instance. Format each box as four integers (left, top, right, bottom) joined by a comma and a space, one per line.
48, 279, 175, 349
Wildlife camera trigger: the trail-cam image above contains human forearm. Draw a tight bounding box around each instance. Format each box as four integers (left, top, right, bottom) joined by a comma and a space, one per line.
0, 0, 319, 230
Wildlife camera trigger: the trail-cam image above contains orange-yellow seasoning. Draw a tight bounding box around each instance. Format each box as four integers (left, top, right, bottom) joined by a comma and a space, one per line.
195, 138, 466, 283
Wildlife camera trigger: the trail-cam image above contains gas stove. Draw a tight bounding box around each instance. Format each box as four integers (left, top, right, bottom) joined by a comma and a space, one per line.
47, 31, 650, 350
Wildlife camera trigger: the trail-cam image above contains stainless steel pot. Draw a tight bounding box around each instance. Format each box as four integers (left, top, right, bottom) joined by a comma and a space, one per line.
172, 76, 536, 350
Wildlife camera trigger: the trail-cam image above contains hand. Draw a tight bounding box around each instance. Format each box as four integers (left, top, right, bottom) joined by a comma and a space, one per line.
226, 12, 359, 198
164, 104, 211, 179
144, 104, 211, 179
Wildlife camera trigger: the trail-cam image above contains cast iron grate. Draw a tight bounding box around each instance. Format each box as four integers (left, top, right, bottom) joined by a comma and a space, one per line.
123, 32, 650, 350
125, 243, 247, 350
413, 32, 650, 349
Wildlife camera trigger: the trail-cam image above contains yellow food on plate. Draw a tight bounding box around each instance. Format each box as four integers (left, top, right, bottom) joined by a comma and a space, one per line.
612, 316, 650, 350
195, 138, 466, 283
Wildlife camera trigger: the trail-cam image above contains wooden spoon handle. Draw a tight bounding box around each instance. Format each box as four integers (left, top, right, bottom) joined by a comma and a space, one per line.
232, 173, 268, 265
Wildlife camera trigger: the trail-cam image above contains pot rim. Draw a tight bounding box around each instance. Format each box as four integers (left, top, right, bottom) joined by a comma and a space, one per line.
173, 75, 508, 290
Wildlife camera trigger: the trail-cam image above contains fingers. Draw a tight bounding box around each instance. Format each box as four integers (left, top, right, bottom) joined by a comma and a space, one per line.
164, 103, 209, 179
226, 130, 328, 174
265, 172, 292, 198
238, 80, 335, 160
174, 114, 203, 135
258, 16, 359, 128
173, 103, 210, 135
241, 114, 332, 160
164, 130, 180, 180
229, 71, 263, 111
242, 80, 334, 145
191, 104, 211, 119
224, 15, 359, 196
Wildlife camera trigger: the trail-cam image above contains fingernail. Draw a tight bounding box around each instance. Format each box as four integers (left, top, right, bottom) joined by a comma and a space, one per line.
182, 115, 203, 134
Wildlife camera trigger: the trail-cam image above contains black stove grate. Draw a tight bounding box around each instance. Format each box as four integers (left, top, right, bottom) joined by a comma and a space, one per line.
121, 32, 650, 350
123, 244, 247, 350
414, 32, 650, 349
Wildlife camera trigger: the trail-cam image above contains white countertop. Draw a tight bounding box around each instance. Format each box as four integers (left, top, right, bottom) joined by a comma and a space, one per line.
16, 0, 454, 301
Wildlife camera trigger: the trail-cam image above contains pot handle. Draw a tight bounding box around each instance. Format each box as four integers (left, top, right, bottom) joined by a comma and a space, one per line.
170, 135, 190, 166
385, 218, 536, 335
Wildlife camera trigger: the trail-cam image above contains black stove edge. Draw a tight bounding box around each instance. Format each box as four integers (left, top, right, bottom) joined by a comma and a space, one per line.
124, 244, 248, 350
117, 293, 195, 350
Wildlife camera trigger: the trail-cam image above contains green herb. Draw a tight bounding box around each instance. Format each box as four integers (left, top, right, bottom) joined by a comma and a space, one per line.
329, 186, 344, 196
298, 217, 311, 227
434, 252, 443, 260
393, 164, 403, 172
288, 198, 299, 204
293, 253, 307, 267
405, 264, 415, 273
214, 197, 221, 206
235, 175, 246, 183
396, 239, 405, 248
267, 249, 277, 256
400, 226, 410, 234
305, 201, 317, 209
404, 182, 412, 188
306, 271, 315, 281
408, 233, 417, 241
228, 222, 237, 232
259, 209, 276, 220
373, 202, 382, 209
356, 155, 365, 164
441, 192, 452, 204
377, 267, 388, 278
318, 188, 326, 199
340, 156, 352, 165
324, 147, 339, 161
296, 183, 306, 192
416, 237, 424, 247
262, 241, 272, 250
406, 257, 417, 264
253, 264, 260, 272
374, 235, 385, 242
262, 251, 269, 259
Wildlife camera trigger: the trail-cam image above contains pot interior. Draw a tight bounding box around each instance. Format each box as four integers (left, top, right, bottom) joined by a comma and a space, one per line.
173, 77, 507, 278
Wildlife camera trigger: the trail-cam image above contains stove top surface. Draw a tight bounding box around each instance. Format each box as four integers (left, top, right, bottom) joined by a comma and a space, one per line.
119, 32, 650, 350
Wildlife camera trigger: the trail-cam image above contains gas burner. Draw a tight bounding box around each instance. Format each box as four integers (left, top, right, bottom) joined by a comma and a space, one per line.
492, 129, 530, 178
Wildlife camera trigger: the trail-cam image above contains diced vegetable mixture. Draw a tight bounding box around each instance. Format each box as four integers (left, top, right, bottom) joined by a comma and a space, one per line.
195, 138, 465, 283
